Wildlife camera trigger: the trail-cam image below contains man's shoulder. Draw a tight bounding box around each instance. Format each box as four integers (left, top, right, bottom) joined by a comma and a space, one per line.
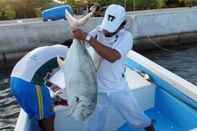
118, 29, 133, 40
121, 29, 133, 37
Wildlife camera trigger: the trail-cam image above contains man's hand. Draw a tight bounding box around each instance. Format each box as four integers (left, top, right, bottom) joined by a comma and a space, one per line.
72, 29, 87, 41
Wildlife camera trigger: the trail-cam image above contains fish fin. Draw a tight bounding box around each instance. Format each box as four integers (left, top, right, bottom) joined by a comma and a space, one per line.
65, 9, 79, 29
78, 12, 93, 26
65, 9, 93, 28
57, 56, 65, 68
65, 98, 78, 117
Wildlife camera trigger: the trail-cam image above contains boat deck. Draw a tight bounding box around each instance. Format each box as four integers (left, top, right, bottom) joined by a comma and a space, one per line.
120, 108, 181, 131
119, 86, 197, 131
119, 89, 182, 131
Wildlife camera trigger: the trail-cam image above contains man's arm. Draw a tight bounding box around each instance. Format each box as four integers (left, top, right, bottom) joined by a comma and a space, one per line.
88, 37, 121, 63
72, 29, 121, 63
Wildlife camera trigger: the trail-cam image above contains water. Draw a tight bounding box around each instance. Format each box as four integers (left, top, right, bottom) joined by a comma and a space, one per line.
0, 44, 197, 130
0, 72, 19, 131
141, 43, 197, 85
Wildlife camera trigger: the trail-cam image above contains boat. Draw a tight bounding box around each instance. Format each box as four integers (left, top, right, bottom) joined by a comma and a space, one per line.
14, 50, 197, 131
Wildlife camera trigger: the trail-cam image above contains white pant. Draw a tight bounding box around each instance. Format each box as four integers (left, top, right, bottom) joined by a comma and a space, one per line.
86, 89, 151, 131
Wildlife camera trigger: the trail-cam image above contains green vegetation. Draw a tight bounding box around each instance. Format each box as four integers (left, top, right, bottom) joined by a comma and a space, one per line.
0, 0, 16, 20
62, 0, 166, 10
64, 0, 193, 12
0, 0, 196, 20
0, 0, 53, 20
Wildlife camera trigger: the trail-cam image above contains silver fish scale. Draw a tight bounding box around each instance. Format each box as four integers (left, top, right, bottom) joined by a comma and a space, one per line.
63, 39, 97, 121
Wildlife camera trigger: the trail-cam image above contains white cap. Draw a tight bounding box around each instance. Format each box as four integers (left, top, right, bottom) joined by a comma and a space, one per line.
100, 4, 126, 33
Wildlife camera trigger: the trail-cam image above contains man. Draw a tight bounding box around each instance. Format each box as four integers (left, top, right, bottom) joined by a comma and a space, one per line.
10, 45, 68, 131
72, 4, 154, 131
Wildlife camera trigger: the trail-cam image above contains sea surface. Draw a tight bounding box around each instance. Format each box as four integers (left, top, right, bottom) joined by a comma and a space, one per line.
141, 43, 197, 85
0, 44, 197, 130
0, 72, 19, 131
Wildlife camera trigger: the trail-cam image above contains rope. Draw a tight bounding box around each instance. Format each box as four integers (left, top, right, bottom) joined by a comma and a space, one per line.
132, 0, 176, 53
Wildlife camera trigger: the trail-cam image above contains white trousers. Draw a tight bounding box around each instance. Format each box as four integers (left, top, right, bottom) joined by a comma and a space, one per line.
86, 89, 151, 131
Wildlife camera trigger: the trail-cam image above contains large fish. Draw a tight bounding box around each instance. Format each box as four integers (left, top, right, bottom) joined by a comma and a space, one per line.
56, 9, 98, 121
63, 40, 97, 121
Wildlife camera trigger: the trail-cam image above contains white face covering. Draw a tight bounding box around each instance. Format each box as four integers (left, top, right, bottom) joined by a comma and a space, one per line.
96, 29, 118, 47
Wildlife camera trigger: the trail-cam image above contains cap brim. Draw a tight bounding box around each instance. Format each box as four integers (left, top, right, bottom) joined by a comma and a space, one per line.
100, 18, 123, 33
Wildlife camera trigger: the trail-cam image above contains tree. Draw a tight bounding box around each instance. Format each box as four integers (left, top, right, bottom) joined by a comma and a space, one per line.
178, 0, 193, 7
12, 0, 53, 19
0, 0, 54, 20
0, 0, 16, 20
4, 5, 16, 19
